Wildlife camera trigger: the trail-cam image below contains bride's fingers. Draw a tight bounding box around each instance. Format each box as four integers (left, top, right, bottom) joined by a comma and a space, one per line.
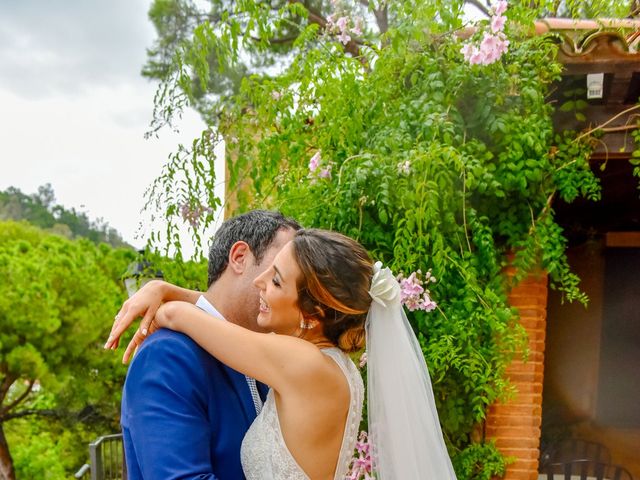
109, 307, 140, 346
105, 306, 128, 349
111, 304, 129, 334
139, 308, 156, 337
123, 332, 142, 364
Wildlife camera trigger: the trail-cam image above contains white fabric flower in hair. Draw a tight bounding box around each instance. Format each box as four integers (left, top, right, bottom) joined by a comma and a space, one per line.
368, 261, 401, 307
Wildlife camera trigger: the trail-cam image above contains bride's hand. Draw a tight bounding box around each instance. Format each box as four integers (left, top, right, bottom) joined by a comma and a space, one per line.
104, 280, 169, 351
121, 317, 161, 363
121, 302, 180, 363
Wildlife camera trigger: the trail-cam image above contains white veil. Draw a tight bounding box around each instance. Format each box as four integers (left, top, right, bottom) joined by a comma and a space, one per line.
366, 262, 457, 479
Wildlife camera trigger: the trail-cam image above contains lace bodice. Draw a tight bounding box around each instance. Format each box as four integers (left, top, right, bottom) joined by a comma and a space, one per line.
240, 348, 364, 480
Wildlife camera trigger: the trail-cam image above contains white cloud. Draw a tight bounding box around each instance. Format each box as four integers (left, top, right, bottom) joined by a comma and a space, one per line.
0, 0, 212, 256
0, 0, 151, 97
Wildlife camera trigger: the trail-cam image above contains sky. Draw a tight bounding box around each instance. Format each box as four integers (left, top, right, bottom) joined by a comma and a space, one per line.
0, 1, 213, 254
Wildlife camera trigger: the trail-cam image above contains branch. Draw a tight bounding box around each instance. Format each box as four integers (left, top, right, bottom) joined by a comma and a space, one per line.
574, 104, 640, 142
373, 4, 388, 34
0, 380, 34, 415
601, 124, 639, 134
0, 374, 16, 404
289, 1, 363, 59
2, 409, 60, 422
250, 35, 299, 45
464, 0, 492, 17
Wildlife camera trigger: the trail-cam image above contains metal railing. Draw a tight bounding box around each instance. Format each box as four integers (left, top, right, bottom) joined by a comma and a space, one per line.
75, 433, 127, 480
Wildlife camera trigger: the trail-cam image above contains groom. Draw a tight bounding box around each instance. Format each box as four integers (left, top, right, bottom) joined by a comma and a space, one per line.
121, 210, 300, 479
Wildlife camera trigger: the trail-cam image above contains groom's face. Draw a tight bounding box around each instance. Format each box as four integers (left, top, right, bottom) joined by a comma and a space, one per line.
240, 228, 296, 331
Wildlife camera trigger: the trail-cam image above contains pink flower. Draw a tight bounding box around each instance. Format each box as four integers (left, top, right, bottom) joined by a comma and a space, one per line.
336, 16, 349, 32
347, 431, 374, 480
493, 0, 508, 16
397, 270, 438, 312
497, 32, 510, 54
326, 13, 336, 26
462, 2, 510, 66
179, 202, 213, 228
308, 151, 321, 172
351, 17, 363, 36
468, 47, 484, 65
423, 300, 437, 312
400, 274, 424, 301
491, 14, 506, 33
319, 165, 332, 179
460, 43, 474, 61
480, 33, 499, 52
479, 33, 503, 64
338, 31, 351, 45
271, 90, 282, 100
358, 352, 367, 368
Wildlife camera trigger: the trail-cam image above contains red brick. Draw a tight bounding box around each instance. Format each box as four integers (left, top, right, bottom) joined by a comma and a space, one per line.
486, 415, 540, 427
486, 426, 540, 438
503, 468, 540, 480
487, 270, 547, 480
488, 404, 542, 417
493, 436, 541, 449
499, 448, 541, 460
511, 382, 543, 395
510, 458, 540, 471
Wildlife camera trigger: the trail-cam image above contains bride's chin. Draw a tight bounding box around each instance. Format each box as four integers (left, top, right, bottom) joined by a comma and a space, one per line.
256, 311, 270, 326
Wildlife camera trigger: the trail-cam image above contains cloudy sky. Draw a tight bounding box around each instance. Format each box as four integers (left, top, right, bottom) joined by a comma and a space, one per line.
0, 1, 211, 253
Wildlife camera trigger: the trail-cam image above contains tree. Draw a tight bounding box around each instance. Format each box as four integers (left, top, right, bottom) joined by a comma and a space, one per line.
143, 0, 633, 132
0, 221, 131, 479
0, 220, 209, 479
0, 185, 130, 249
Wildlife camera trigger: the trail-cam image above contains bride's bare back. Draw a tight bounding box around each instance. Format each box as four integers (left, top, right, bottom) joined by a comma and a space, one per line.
241, 347, 363, 480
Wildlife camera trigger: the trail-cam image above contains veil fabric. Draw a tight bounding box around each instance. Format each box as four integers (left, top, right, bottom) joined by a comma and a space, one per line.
366, 262, 457, 479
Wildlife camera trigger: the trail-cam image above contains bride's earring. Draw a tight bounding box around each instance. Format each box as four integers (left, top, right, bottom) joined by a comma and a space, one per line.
300, 318, 319, 329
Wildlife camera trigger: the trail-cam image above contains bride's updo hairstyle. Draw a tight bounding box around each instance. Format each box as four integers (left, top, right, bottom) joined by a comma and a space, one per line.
291, 229, 373, 353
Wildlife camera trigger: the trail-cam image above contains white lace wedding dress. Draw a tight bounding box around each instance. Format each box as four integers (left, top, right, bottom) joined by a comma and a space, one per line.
240, 348, 364, 479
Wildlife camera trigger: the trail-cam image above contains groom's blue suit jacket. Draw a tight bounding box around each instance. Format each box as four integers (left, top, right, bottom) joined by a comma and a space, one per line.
121, 328, 267, 479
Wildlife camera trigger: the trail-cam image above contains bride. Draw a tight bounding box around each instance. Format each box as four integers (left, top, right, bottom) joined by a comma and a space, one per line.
106, 228, 457, 479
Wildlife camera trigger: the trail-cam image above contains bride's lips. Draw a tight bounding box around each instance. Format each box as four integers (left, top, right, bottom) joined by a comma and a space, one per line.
259, 296, 270, 313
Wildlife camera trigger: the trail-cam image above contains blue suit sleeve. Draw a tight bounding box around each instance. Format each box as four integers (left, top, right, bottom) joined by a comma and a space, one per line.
122, 331, 220, 480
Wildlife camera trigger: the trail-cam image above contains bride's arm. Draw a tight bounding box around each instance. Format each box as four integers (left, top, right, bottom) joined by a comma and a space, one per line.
134, 301, 323, 393
105, 280, 201, 349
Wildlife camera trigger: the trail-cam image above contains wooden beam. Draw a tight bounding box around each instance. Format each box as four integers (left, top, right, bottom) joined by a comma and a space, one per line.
605, 232, 640, 247
561, 59, 640, 77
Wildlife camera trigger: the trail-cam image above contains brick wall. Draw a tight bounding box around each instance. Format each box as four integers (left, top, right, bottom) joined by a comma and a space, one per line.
486, 271, 548, 480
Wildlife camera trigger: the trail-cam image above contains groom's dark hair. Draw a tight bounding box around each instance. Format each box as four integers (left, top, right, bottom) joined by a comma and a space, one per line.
207, 210, 301, 287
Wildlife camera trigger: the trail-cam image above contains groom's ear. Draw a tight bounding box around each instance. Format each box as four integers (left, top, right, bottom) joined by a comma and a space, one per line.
228, 241, 253, 274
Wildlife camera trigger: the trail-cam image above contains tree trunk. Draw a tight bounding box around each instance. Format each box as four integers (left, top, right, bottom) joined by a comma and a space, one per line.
0, 424, 15, 480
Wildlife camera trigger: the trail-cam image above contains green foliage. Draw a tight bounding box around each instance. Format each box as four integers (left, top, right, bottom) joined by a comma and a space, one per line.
631, 126, 640, 190
139, 1, 637, 478
6, 413, 94, 480
143, 0, 384, 128
0, 218, 207, 477
0, 184, 130, 248
0, 221, 131, 477
523, 0, 633, 18
452, 440, 510, 480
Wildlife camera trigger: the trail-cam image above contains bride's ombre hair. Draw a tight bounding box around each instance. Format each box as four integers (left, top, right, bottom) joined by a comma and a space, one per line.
291, 229, 373, 353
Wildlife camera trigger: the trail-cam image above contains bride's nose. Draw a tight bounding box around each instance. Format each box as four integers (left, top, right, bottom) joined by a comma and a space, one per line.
253, 270, 266, 289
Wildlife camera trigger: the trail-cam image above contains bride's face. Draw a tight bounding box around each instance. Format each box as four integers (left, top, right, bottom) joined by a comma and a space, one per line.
253, 241, 304, 334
